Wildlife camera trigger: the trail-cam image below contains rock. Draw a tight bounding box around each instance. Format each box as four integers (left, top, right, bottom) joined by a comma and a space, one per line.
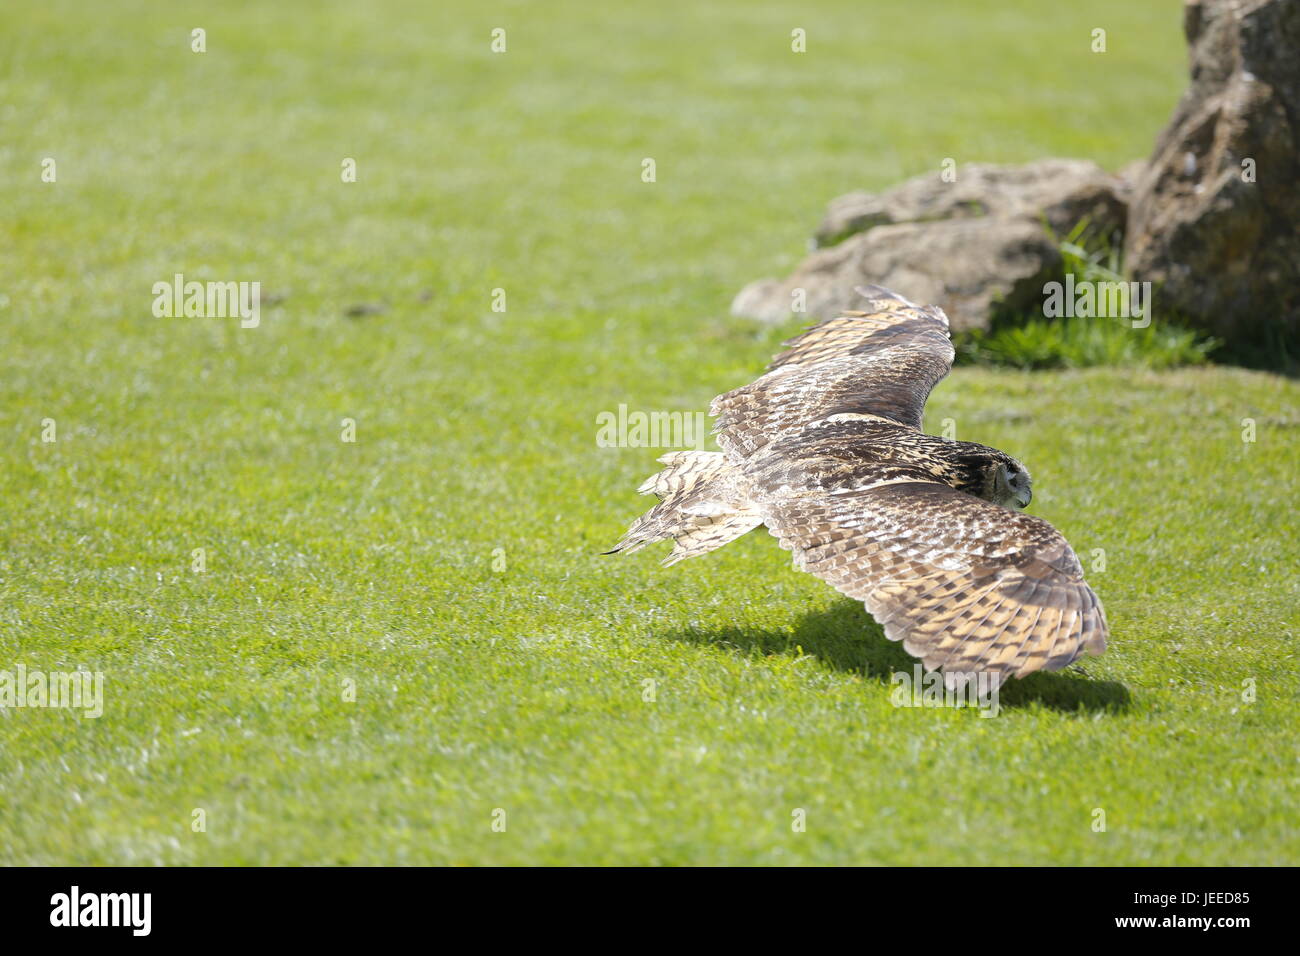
813, 160, 1128, 250
734, 160, 1130, 331
1125, 0, 1300, 344
732, 218, 1061, 332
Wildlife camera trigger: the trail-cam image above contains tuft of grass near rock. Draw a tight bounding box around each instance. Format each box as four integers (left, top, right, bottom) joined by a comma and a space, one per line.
957, 316, 1216, 370
957, 221, 1219, 370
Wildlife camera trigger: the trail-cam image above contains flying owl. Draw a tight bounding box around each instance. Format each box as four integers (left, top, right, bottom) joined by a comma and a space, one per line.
609, 285, 1107, 688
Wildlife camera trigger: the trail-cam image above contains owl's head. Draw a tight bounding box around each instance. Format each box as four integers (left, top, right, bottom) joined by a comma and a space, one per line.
990, 457, 1033, 509
951, 445, 1032, 509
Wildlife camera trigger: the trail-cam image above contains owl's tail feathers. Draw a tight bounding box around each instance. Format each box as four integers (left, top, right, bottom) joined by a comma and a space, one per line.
605, 451, 763, 566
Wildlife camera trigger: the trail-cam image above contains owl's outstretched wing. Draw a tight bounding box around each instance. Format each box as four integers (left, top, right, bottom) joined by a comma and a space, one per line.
710, 286, 953, 461
763, 480, 1108, 687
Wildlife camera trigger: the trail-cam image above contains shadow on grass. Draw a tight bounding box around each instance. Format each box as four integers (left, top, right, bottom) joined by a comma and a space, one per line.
667, 598, 1130, 714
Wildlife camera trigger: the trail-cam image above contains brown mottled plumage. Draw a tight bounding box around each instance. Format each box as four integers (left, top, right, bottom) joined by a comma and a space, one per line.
610, 285, 1108, 688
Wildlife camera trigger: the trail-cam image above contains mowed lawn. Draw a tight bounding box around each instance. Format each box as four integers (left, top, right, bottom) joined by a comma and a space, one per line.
2, 0, 1297, 865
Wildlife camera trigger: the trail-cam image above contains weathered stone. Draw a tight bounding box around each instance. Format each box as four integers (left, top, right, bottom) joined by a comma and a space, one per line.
733, 218, 1060, 332
813, 160, 1128, 250
1125, 0, 1300, 344
734, 160, 1129, 331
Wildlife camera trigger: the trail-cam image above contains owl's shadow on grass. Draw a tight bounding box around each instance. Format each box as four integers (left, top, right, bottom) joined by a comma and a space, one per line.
668, 599, 1130, 714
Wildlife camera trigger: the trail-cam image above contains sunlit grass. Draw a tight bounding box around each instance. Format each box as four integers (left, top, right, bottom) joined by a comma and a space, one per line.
2, 0, 1296, 865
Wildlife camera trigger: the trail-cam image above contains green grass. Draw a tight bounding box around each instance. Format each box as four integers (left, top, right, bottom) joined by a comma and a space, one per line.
960, 317, 1215, 369
958, 222, 1220, 369
2, 0, 1298, 865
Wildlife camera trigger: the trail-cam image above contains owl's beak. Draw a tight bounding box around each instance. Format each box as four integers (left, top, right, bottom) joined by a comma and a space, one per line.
1013, 486, 1032, 509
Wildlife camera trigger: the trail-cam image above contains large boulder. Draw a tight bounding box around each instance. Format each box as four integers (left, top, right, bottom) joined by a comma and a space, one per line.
1125, 0, 1300, 344
733, 160, 1130, 332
